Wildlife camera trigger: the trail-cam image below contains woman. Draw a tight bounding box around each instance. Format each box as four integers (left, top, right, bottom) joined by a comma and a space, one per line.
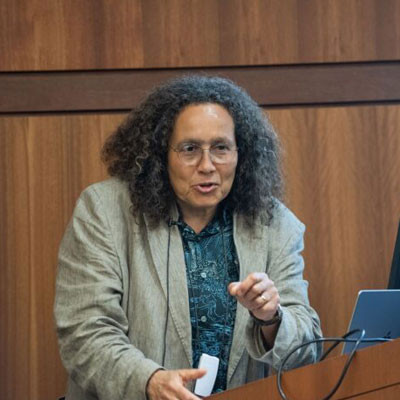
54, 75, 322, 400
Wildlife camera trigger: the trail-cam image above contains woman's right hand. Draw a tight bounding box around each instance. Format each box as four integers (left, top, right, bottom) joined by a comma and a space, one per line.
146, 368, 207, 400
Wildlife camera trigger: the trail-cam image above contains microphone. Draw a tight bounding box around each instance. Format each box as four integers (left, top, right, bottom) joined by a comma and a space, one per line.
168, 219, 178, 227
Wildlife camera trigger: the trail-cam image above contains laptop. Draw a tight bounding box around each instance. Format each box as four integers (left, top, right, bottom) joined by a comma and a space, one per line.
342, 289, 400, 354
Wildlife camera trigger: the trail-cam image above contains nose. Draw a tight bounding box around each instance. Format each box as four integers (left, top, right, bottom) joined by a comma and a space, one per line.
197, 149, 216, 173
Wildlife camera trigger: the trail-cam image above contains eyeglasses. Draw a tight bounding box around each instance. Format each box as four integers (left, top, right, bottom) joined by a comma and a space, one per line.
169, 143, 238, 166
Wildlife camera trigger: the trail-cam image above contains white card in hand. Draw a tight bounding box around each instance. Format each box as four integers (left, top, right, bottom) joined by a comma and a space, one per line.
194, 353, 220, 397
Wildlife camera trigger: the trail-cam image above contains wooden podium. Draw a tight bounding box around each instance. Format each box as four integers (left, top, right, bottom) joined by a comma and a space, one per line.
209, 339, 400, 400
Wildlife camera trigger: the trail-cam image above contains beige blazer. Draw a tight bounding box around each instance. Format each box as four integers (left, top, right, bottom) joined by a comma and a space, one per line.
54, 178, 322, 400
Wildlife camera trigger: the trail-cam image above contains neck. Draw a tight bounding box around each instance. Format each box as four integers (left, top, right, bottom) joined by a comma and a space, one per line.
179, 204, 217, 234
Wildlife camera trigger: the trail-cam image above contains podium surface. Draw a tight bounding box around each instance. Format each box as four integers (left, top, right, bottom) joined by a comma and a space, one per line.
209, 339, 400, 400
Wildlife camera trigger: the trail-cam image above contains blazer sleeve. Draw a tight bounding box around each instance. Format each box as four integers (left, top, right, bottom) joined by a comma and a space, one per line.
245, 206, 323, 370
54, 186, 160, 400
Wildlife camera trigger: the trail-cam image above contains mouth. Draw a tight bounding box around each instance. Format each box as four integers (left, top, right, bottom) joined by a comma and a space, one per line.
193, 182, 219, 194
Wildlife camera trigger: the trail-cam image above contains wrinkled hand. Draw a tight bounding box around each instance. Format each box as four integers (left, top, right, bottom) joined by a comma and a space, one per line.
228, 272, 280, 321
146, 368, 206, 400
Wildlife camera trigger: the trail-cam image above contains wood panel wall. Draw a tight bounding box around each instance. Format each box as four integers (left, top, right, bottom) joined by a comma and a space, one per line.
1, 0, 400, 71
269, 106, 400, 336
0, 115, 121, 399
1, 1, 400, 399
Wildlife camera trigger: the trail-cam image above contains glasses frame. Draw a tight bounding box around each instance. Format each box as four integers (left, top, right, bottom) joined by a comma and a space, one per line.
169, 143, 238, 166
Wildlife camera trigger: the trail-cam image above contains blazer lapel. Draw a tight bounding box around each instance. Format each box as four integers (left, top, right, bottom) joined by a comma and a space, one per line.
228, 214, 267, 382
144, 214, 193, 366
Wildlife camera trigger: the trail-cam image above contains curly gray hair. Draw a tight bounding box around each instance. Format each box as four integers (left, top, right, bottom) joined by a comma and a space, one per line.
102, 75, 283, 225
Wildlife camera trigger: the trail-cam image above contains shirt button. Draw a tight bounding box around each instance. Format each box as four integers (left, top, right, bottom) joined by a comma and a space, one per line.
200, 316, 207, 323
200, 272, 207, 278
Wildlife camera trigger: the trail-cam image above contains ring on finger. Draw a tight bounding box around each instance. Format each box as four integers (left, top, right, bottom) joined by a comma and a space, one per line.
260, 293, 269, 302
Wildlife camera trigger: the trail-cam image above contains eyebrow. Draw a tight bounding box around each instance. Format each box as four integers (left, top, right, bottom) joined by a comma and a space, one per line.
177, 137, 235, 145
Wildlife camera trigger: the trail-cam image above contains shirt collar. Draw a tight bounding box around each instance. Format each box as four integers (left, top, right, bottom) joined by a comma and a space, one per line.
177, 206, 231, 239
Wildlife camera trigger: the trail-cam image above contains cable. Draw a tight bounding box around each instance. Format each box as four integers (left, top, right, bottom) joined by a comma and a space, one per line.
276, 330, 391, 400
319, 329, 361, 362
161, 222, 172, 367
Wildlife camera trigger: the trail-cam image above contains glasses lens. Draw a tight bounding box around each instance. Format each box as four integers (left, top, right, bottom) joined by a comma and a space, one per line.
210, 145, 233, 164
176, 144, 236, 165
178, 145, 201, 165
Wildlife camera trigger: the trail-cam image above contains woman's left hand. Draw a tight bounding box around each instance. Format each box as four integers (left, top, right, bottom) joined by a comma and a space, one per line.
228, 272, 280, 322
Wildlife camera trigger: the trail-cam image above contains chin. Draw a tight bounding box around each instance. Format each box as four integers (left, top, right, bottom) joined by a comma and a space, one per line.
192, 196, 223, 211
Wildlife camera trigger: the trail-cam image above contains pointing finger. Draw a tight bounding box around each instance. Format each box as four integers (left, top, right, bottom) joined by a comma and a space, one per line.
179, 368, 207, 382
228, 282, 240, 296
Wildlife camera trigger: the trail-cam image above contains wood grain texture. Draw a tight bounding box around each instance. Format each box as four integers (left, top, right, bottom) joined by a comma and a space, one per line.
2, 62, 400, 113
353, 385, 400, 400
269, 105, 400, 343
1, 0, 400, 71
0, 113, 125, 400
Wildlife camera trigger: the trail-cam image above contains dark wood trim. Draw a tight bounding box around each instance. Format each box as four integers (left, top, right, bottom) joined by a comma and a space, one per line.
1, 62, 400, 114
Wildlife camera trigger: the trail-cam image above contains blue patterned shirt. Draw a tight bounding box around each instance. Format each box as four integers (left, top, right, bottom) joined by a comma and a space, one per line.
177, 208, 239, 393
